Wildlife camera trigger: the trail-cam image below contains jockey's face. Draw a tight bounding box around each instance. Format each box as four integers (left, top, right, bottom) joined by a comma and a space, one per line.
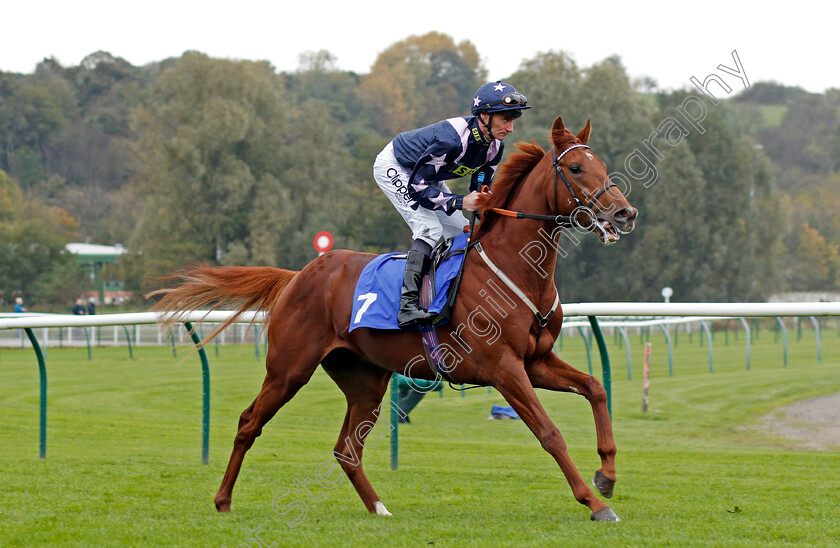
479, 112, 517, 141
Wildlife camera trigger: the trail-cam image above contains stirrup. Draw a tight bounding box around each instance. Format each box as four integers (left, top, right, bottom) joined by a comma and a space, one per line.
397, 305, 435, 329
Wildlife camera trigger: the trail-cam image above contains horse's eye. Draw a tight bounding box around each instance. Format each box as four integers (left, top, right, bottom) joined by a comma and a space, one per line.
569, 164, 582, 174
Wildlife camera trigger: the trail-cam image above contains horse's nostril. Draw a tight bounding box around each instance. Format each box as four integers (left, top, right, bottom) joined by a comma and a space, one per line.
614, 208, 637, 224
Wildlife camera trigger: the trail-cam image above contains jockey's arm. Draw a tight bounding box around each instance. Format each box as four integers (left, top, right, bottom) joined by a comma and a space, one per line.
406, 142, 463, 215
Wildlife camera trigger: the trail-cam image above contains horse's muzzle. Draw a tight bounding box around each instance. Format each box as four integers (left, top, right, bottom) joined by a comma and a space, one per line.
613, 207, 637, 234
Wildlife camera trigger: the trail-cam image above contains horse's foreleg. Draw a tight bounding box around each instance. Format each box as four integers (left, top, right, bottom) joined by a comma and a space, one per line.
526, 352, 617, 497
322, 355, 392, 516
494, 359, 618, 521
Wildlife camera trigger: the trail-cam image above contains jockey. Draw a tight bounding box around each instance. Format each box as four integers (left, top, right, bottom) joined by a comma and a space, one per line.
373, 81, 530, 328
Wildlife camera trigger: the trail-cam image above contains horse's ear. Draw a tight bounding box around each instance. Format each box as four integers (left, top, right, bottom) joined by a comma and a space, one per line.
577, 119, 592, 144
551, 117, 566, 146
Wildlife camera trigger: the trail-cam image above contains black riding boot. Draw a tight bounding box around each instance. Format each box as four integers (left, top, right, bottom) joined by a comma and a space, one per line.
397, 250, 435, 329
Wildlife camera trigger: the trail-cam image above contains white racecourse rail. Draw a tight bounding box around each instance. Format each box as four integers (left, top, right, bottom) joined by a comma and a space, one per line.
3, 303, 837, 464
2, 302, 840, 332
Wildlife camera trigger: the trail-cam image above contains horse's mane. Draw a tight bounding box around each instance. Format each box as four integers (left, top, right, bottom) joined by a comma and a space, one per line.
474, 140, 546, 239
474, 128, 582, 239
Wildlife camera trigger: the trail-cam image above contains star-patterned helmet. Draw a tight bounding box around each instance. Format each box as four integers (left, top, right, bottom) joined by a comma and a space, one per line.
471, 81, 530, 116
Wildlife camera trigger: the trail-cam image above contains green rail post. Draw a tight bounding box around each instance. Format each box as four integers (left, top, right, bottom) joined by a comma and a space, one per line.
390, 374, 399, 470
214, 323, 220, 357
24, 328, 47, 459
774, 317, 788, 367
82, 326, 92, 360
617, 326, 632, 380
700, 321, 714, 373
588, 316, 612, 418
658, 323, 673, 377
576, 326, 593, 375
255, 326, 261, 361
184, 322, 210, 464
808, 316, 822, 363
120, 325, 134, 360
738, 317, 751, 370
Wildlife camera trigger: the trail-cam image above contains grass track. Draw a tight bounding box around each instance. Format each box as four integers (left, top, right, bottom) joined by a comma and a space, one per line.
0, 328, 838, 547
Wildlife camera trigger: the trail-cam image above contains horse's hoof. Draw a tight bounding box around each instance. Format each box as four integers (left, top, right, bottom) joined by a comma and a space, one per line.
593, 470, 615, 498
590, 507, 620, 522
373, 501, 392, 516
215, 499, 231, 513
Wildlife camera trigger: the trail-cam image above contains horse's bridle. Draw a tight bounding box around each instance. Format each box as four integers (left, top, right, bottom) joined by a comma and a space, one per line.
478, 143, 620, 344
489, 143, 618, 230
552, 144, 618, 221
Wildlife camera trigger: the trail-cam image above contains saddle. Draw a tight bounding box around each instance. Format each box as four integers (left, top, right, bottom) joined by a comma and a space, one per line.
349, 233, 470, 332
349, 232, 476, 385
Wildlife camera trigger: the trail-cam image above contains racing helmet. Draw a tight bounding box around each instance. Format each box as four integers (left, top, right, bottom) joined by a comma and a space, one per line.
471, 81, 530, 117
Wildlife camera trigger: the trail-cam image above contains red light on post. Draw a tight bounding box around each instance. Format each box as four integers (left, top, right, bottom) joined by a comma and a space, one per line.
313, 231, 333, 255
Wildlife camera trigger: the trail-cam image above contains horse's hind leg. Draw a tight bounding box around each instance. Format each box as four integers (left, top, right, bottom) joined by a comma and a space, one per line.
214, 344, 321, 512
321, 351, 393, 516
527, 352, 617, 499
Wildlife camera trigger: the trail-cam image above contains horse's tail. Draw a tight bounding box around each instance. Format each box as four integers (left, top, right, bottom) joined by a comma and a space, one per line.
146, 264, 298, 346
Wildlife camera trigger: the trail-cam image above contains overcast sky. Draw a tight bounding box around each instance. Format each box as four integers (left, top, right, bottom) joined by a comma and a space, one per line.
2, 0, 835, 94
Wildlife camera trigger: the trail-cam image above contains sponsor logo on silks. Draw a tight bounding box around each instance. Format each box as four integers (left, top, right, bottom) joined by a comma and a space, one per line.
386, 167, 411, 204
471, 127, 483, 142
451, 164, 480, 177
477, 171, 486, 183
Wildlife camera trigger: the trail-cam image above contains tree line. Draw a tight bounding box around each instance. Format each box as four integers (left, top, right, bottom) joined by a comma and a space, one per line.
1, 32, 838, 310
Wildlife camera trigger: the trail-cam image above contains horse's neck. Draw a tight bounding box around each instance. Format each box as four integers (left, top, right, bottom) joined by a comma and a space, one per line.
477, 166, 560, 300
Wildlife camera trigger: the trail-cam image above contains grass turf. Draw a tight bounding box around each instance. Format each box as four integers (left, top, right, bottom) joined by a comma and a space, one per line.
0, 326, 838, 547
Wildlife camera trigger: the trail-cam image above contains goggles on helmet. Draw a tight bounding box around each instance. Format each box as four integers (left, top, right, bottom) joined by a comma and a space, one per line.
486, 92, 528, 109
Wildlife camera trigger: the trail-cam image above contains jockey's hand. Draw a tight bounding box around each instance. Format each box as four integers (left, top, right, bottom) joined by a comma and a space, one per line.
461, 191, 482, 211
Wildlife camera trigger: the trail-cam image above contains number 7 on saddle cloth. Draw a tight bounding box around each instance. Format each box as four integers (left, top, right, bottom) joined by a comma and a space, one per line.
350, 233, 469, 331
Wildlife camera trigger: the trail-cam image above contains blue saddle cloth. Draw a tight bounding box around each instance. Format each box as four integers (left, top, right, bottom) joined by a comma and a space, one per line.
350, 233, 468, 331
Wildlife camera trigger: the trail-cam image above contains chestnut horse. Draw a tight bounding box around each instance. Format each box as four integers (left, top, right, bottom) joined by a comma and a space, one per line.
151, 116, 637, 522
